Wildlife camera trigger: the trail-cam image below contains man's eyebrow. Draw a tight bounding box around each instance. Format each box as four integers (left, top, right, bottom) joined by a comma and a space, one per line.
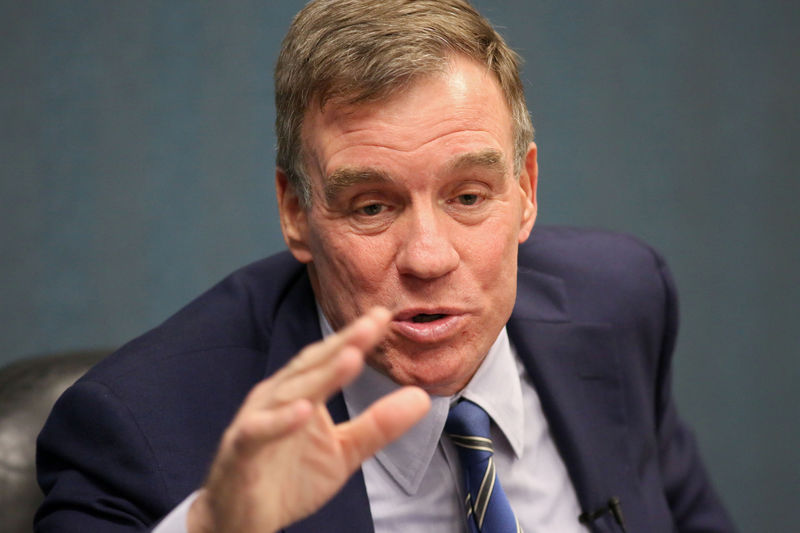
324, 167, 392, 204
323, 150, 506, 203
445, 149, 507, 176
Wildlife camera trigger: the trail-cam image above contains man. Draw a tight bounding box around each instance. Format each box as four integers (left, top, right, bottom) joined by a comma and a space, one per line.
36, 1, 736, 532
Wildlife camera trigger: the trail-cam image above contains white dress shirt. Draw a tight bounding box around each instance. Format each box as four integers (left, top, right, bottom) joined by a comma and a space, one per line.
340, 319, 587, 532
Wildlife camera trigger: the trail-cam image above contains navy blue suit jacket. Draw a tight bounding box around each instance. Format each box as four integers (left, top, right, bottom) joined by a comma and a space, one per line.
36, 227, 736, 532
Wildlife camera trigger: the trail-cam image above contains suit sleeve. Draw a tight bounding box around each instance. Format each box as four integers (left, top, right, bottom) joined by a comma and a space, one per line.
35, 379, 174, 532
653, 256, 738, 532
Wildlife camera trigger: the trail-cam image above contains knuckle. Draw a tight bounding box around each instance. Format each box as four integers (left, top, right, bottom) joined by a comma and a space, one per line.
224, 418, 261, 455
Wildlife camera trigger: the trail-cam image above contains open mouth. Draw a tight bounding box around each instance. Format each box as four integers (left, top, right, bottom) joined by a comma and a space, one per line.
392, 310, 462, 343
411, 313, 447, 323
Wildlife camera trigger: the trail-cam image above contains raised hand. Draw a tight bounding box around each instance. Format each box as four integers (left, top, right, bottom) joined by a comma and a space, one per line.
187, 307, 431, 533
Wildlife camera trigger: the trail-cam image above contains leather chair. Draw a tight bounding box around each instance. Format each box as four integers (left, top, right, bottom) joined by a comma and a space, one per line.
0, 350, 109, 533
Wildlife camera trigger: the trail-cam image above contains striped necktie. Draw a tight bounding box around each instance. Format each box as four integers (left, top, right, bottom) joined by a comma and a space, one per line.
446, 399, 523, 533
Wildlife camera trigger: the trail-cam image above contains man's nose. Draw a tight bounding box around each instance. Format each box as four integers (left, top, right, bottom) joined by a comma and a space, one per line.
395, 205, 460, 280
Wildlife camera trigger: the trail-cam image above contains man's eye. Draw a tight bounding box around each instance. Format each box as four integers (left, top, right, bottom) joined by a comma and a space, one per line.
457, 194, 480, 206
357, 203, 385, 216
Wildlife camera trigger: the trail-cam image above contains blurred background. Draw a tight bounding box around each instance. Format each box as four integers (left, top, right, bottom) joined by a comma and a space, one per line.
1, 1, 797, 530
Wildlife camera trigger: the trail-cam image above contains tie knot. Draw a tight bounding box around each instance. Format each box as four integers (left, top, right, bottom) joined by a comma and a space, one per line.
445, 399, 495, 459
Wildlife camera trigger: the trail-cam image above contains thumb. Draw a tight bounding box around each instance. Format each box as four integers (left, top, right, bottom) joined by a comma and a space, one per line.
337, 386, 430, 470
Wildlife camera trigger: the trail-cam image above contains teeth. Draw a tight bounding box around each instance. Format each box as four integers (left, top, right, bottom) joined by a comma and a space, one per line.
411, 313, 445, 323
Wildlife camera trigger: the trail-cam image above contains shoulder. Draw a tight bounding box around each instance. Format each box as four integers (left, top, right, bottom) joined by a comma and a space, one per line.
38, 251, 313, 509
71, 251, 313, 451
87, 251, 307, 382
520, 226, 668, 278
518, 226, 676, 326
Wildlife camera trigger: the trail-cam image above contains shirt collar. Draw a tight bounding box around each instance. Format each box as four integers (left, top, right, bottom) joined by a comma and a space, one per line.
458, 326, 525, 459
318, 306, 524, 495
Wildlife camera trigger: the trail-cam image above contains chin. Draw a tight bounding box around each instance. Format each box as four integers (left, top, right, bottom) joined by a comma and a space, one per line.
376, 345, 481, 396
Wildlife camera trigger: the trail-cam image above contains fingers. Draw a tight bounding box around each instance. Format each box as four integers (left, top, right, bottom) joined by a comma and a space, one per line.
246, 307, 392, 409
196, 308, 402, 533
287, 306, 392, 372
336, 306, 393, 353
337, 386, 431, 469
231, 399, 314, 458
271, 345, 364, 406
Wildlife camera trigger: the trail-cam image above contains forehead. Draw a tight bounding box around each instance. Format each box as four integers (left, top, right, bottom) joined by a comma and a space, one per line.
300, 56, 514, 181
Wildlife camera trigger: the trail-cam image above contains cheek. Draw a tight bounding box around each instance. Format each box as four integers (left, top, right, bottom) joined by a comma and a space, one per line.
311, 229, 396, 293
465, 214, 520, 280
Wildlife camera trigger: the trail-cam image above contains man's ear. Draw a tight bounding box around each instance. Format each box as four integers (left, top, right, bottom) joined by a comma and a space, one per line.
276, 167, 313, 264
517, 142, 538, 243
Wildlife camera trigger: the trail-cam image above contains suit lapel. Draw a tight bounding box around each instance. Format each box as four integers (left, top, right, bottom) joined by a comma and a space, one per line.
263, 270, 375, 533
509, 267, 645, 531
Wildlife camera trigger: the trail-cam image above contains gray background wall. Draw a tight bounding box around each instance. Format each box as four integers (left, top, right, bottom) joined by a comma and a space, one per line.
2, 1, 797, 530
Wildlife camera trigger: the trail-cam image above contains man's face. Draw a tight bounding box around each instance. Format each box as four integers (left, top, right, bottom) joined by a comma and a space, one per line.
278, 55, 537, 395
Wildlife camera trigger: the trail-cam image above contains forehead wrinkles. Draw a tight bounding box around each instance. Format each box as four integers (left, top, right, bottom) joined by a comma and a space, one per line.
306, 84, 510, 157
317, 107, 490, 152
314, 120, 510, 172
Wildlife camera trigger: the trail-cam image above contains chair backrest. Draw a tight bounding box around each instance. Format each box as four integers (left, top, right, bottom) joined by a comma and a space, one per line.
0, 350, 109, 533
